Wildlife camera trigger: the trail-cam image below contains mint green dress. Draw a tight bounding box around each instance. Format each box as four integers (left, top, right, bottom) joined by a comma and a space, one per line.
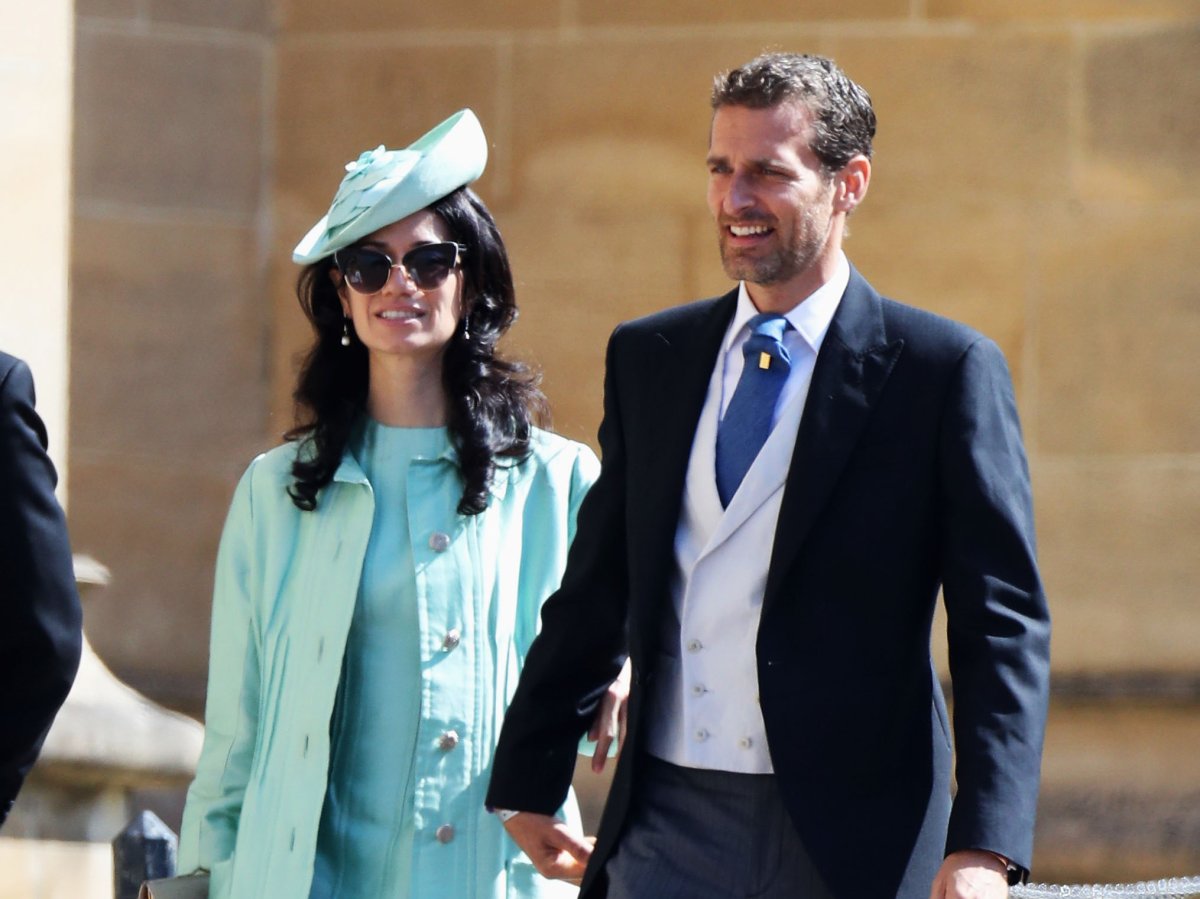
308, 421, 436, 897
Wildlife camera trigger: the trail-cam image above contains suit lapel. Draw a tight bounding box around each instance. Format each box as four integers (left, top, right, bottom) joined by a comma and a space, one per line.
763, 269, 904, 612
630, 291, 736, 637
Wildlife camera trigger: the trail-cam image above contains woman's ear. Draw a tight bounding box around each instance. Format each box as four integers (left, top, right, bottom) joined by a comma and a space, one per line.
330, 268, 352, 316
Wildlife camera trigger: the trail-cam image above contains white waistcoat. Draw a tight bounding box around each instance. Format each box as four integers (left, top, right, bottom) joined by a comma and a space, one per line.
643, 356, 807, 773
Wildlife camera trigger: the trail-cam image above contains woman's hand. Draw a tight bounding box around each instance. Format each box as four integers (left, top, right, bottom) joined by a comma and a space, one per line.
588, 659, 631, 772
503, 813, 595, 884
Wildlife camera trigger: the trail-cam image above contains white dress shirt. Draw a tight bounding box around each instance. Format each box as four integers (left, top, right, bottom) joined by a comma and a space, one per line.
643, 253, 848, 773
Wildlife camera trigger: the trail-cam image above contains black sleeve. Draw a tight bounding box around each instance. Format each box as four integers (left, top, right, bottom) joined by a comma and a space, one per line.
486, 328, 632, 814
0, 356, 83, 825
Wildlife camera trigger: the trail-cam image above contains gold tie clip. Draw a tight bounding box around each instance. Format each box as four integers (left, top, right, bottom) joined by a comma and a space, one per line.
759, 351, 771, 370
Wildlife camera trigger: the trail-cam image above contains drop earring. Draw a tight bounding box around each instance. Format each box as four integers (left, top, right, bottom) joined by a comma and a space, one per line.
340, 317, 351, 347
462, 318, 471, 342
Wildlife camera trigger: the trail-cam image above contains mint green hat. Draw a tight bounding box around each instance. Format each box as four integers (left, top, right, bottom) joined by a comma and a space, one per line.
292, 108, 488, 264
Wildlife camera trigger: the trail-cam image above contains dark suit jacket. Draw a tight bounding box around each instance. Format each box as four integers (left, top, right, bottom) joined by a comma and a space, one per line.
0, 352, 82, 826
487, 269, 1051, 898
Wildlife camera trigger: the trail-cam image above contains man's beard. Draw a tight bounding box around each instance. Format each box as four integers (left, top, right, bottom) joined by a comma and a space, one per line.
715, 194, 830, 285
718, 207, 831, 286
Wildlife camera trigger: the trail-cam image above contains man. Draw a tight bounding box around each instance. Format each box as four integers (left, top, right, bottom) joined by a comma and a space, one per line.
486, 53, 1051, 899
0, 351, 83, 827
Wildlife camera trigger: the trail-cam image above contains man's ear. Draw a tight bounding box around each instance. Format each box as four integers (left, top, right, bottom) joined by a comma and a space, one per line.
834, 155, 871, 214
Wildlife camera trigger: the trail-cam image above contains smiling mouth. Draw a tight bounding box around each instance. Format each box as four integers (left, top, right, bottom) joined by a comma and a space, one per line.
727, 223, 773, 238
378, 308, 422, 321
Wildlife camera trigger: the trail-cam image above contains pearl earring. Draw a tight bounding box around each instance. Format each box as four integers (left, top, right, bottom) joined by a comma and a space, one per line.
340, 318, 351, 347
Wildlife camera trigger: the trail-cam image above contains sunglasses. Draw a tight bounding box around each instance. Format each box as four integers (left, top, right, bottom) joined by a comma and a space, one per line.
334, 241, 466, 294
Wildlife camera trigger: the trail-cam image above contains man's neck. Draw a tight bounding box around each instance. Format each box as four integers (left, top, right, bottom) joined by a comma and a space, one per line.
745, 250, 844, 314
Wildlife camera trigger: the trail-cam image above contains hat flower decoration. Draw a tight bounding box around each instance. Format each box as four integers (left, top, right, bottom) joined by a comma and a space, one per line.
292, 108, 488, 264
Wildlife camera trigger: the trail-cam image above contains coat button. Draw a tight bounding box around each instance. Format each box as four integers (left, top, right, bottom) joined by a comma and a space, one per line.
438, 730, 460, 751
441, 628, 461, 650
429, 531, 451, 552
435, 824, 455, 844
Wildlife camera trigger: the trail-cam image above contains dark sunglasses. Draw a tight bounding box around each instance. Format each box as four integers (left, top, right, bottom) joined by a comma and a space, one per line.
334, 241, 466, 294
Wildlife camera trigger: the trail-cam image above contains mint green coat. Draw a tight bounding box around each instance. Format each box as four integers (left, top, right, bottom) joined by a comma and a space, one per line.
179, 429, 598, 899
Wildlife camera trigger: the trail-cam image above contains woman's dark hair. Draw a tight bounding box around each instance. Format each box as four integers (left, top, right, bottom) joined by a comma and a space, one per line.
284, 186, 548, 515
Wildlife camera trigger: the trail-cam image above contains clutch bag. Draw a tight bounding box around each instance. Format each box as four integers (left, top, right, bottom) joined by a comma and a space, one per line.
138, 870, 209, 899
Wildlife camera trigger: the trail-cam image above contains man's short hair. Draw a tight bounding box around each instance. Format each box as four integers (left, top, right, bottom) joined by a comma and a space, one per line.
712, 52, 877, 174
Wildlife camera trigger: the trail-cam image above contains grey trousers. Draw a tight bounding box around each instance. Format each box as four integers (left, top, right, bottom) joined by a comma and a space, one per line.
603, 755, 836, 899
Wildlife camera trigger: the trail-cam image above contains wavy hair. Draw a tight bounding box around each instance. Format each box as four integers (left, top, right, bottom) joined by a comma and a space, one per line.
284, 186, 547, 515
712, 52, 876, 176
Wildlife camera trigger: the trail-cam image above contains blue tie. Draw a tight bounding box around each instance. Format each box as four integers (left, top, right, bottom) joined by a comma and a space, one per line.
715, 312, 791, 507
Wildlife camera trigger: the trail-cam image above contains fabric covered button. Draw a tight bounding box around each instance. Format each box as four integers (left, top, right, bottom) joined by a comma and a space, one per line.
438, 730, 460, 751
428, 531, 451, 552
435, 824, 455, 844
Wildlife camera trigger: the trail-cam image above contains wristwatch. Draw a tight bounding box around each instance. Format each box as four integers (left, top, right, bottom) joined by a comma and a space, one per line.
987, 852, 1024, 886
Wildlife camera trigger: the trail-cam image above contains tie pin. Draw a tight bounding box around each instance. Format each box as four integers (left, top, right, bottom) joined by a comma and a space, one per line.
759, 351, 771, 370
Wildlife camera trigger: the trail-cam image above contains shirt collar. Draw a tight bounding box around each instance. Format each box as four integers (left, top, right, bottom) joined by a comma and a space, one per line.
722, 250, 850, 357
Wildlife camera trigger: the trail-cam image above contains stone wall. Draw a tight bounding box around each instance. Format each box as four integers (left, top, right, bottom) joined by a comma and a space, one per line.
62, 0, 1200, 882
68, 0, 274, 710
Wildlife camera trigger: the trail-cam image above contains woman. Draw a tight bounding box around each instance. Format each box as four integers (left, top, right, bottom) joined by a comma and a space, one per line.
179, 110, 612, 899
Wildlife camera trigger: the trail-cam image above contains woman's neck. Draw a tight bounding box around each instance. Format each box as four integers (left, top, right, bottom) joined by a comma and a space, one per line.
365, 354, 447, 427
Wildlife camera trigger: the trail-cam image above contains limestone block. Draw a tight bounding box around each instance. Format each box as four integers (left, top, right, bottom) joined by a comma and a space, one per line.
1036, 700, 1200, 881
149, 0, 271, 31
497, 207, 692, 444
1033, 458, 1200, 672
0, 839, 111, 899
850, 199, 1033, 396
576, 0, 909, 26
67, 459, 241, 710
510, 37, 815, 209
1034, 206, 1200, 455
73, 30, 264, 214
278, 0, 560, 32
1042, 702, 1200, 792
829, 34, 1072, 207
1080, 27, 1200, 203
928, 0, 1200, 22
69, 215, 269, 458
275, 41, 506, 213
75, 0, 136, 18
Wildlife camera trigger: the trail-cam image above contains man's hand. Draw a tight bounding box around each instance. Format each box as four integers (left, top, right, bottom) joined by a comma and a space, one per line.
588, 658, 631, 773
503, 812, 595, 884
929, 849, 1009, 899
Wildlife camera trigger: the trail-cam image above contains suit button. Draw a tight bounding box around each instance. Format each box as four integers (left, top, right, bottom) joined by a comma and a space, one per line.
435, 824, 455, 844
693, 728, 709, 742
686, 639, 703, 653
429, 531, 451, 552
441, 628, 461, 650
438, 730, 460, 751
